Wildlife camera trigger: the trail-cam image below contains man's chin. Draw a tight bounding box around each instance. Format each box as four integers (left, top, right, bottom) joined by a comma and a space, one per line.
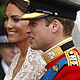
30, 45, 40, 50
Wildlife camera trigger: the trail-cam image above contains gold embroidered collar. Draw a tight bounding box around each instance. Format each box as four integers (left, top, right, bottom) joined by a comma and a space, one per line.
42, 37, 75, 63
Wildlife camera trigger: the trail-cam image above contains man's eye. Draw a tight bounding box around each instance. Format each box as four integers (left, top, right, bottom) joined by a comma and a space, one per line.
30, 22, 36, 26
13, 18, 21, 21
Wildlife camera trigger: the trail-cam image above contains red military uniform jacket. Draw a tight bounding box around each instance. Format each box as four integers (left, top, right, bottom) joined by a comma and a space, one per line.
40, 37, 80, 80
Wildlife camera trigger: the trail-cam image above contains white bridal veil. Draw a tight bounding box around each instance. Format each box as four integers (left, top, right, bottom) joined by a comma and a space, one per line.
72, 10, 80, 52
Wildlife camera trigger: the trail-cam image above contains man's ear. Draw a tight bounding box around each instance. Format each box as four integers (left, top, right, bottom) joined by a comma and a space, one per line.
50, 19, 60, 33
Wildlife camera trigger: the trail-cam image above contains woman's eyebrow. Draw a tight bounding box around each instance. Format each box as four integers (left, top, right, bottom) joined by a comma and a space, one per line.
11, 15, 21, 18
5, 14, 22, 18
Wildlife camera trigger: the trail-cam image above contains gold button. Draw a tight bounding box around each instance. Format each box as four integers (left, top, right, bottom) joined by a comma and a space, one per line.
55, 12, 58, 16
44, 68, 47, 73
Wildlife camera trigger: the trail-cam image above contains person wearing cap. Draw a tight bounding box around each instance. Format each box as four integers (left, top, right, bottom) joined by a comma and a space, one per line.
4, 0, 46, 80
22, 0, 80, 80
0, 24, 20, 80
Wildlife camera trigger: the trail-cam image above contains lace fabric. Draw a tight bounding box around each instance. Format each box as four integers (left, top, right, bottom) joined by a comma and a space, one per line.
4, 47, 46, 80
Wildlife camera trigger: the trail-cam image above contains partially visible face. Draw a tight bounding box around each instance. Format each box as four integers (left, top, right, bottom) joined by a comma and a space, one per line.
26, 18, 54, 51
4, 3, 29, 43
0, 44, 20, 66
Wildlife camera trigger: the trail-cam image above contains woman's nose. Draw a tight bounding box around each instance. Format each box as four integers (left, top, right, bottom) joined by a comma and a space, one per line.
5, 19, 13, 29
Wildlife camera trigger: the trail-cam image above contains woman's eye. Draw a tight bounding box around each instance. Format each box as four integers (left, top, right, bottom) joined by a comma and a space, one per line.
5, 17, 8, 21
13, 18, 21, 21
5, 15, 8, 21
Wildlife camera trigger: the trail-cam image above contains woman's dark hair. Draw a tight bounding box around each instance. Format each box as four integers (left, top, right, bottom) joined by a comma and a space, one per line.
7, 0, 28, 13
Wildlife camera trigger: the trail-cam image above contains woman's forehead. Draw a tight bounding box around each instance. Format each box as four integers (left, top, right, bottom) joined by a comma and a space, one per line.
6, 3, 24, 16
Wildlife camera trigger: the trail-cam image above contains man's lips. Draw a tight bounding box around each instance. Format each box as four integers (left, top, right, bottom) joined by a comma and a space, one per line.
29, 37, 34, 43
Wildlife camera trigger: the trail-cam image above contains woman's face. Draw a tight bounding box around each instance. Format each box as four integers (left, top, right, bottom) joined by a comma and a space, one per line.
4, 3, 29, 43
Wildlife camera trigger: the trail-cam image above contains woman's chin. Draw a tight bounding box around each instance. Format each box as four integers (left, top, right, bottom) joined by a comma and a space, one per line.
8, 38, 16, 43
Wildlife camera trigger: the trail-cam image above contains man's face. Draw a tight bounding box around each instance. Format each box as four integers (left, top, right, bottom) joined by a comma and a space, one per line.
0, 44, 20, 66
26, 18, 54, 51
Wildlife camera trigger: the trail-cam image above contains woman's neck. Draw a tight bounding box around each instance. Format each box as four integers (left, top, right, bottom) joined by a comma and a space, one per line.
17, 38, 30, 57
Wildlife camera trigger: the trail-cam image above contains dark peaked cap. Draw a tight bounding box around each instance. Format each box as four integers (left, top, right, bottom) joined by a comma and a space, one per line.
22, 0, 80, 20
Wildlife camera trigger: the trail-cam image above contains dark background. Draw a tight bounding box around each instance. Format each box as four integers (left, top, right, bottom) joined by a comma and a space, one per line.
0, 0, 9, 26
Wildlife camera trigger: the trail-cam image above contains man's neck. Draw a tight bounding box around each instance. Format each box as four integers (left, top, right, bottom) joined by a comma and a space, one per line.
42, 37, 73, 63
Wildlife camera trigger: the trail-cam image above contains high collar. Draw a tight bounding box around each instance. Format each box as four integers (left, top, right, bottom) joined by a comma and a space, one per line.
1, 59, 9, 74
42, 37, 75, 63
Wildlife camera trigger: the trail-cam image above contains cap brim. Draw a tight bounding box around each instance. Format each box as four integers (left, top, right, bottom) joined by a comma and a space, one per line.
21, 12, 49, 20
